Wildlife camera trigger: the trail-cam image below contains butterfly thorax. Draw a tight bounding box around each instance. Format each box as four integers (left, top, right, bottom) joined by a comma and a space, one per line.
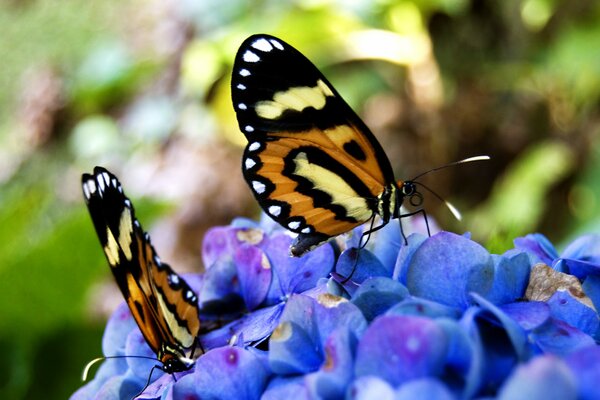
159, 347, 195, 373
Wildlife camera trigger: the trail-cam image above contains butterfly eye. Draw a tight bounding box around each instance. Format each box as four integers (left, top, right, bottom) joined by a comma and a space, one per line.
402, 182, 417, 197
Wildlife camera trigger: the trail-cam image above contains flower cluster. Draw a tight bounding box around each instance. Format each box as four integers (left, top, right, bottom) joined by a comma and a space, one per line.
72, 217, 600, 400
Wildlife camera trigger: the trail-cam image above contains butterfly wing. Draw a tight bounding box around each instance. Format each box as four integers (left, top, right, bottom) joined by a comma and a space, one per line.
82, 167, 200, 370
232, 34, 397, 255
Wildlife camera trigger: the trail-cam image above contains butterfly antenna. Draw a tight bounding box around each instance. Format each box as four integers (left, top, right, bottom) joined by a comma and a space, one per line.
133, 364, 162, 399
81, 355, 159, 381
409, 155, 490, 182
412, 181, 462, 221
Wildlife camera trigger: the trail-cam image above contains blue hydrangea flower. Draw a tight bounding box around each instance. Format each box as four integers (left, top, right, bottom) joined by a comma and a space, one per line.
73, 217, 600, 400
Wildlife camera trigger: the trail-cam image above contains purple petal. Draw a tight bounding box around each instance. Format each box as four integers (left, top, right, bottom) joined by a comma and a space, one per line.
70, 359, 129, 400
176, 347, 270, 400
406, 232, 494, 309
91, 373, 145, 400
200, 303, 285, 349
485, 251, 531, 304
262, 376, 310, 400
262, 232, 334, 302
355, 315, 447, 386
313, 293, 368, 344
500, 301, 551, 331
351, 277, 409, 321
347, 376, 396, 400
565, 345, 600, 400
497, 355, 577, 400
202, 226, 267, 267
395, 378, 456, 400
513, 233, 558, 266
234, 245, 272, 310
546, 290, 599, 335
531, 318, 596, 356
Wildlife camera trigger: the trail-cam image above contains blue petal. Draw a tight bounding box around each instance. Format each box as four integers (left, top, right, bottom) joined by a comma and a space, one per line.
368, 221, 403, 272
546, 290, 599, 336
557, 259, 600, 279
395, 378, 456, 400
346, 376, 396, 400
102, 302, 138, 357
392, 233, 427, 284
565, 345, 600, 400
513, 233, 558, 266
386, 296, 462, 319
234, 245, 272, 310
351, 277, 409, 321
198, 258, 244, 315
261, 376, 310, 400
91, 373, 145, 400
334, 248, 390, 288
531, 318, 596, 356
497, 356, 577, 400
500, 301, 550, 331
355, 315, 447, 386
485, 251, 531, 304
70, 359, 129, 400
124, 329, 162, 382
406, 232, 494, 309
178, 346, 270, 400
313, 293, 368, 344
582, 275, 600, 323
269, 321, 322, 374
305, 328, 356, 399
470, 293, 529, 360
436, 319, 477, 398
561, 234, 600, 263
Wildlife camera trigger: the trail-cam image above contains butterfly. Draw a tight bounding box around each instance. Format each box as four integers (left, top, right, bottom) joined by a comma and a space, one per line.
232, 34, 430, 257
82, 166, 201, 374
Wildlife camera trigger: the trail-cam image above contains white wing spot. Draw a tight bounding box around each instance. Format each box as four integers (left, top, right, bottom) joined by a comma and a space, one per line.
82, 183, 91, 199
244, 158, 256, 169
237, 83, 246, 90
243, 50, 260, 63
101, 172, 110, 186
251, 38, 273, 52
268, 205, 281, 217
245, 125, 255, 133
239, 69, 251, 77
270, 39, 284, 50
252, 181, 266, 194
288, 221, 301, 230
238, 103, 247, 110
111, 178, 117, 188
97, 176, 105, 192
169, 274, 180, 285
248, 142, 261, 151
124, 199, 131, 208
301, 227, 311, 234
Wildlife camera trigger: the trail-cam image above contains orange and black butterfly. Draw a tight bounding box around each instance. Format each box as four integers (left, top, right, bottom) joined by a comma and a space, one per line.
232, 34, 431, 257
82, 167, 200, 374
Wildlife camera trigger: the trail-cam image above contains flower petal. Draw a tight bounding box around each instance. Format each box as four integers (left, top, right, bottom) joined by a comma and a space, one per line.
497, 356, 577, 400
531, 318, 596, 356
355, 315, 447, 386
546, 290, 599, 336
407, 232, 494, 309
269, 321, 322, 374
178, 346, 270, 400
351, 277, 409, 321
565, 345, 600, 400
392, 233, 427, 283
346, 376, 396, 400
513, 233, 559, 266
234, 245, 272, 310
395, 378, 456, 400
261, 376, 310, 400
485, 251, 531, 304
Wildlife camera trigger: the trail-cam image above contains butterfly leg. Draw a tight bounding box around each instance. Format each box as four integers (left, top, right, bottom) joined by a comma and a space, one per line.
134, 364, 162, 399
398, 208, 431, 241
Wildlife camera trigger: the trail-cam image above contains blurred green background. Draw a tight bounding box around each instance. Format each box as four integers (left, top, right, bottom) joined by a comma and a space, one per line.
1, 0, 599, 398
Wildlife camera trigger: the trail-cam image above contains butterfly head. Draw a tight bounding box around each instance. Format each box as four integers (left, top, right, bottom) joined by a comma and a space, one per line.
161, 354, 195, 374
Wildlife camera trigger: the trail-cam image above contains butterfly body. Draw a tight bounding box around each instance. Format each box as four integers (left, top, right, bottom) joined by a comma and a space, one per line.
82, 167, 200, 374
232, 34, 409, 256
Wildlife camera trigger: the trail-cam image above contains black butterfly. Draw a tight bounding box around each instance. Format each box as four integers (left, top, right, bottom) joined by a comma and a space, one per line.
232, 34, 432, 256
82, 167, 201, 374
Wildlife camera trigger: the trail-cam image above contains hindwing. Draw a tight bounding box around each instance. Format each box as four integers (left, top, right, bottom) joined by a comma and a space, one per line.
82, 167, 200, 372
232, 34, 397, 255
